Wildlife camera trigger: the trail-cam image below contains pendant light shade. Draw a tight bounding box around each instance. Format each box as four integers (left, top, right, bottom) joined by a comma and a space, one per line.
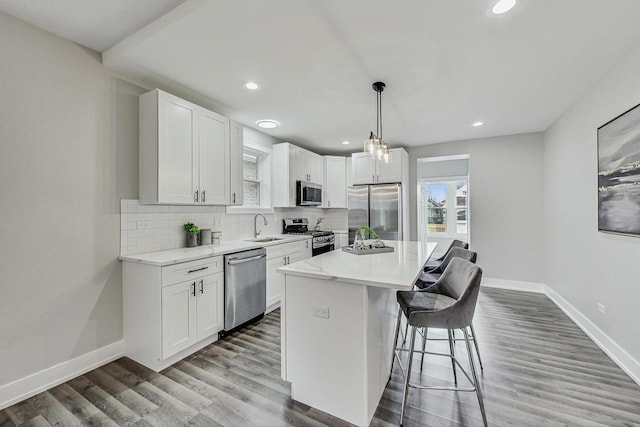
363, 81, 390, 163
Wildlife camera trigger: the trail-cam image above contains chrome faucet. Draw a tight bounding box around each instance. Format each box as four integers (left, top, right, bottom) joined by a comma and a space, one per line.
254, 213, 268, 238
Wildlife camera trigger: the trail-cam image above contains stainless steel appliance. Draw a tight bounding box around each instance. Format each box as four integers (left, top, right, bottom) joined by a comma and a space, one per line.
348, 184, 403, 244
283, 218, 335, 256
296, 181, 322, 206
223, 248, 267, 334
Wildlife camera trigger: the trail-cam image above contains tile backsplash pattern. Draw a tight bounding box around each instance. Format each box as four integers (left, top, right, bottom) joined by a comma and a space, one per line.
120, 199, 347, 256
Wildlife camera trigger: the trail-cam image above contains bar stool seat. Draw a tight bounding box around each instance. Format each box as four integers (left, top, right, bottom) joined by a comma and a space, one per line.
397, 291, 456, 316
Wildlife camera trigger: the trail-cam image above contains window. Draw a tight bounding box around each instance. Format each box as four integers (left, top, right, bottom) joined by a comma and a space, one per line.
419, 177, 468, 239
243, 152, 260, 206
238, 142, 271, 209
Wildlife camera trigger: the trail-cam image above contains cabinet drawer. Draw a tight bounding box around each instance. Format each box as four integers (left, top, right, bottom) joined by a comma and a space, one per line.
162, 256, 223, 286
267, 239, 309, 259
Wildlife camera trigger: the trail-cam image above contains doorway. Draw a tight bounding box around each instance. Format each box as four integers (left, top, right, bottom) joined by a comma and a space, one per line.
417, 155, 470, 248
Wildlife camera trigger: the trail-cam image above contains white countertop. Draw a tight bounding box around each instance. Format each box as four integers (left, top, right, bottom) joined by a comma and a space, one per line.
119, 234, 311, 266
277, 240, 437, 289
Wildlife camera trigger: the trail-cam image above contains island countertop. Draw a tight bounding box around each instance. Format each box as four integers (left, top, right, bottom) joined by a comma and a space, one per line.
277, 240, 437, 289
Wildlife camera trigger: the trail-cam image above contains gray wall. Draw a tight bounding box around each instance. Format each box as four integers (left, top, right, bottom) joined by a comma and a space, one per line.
544, 44, 640, 363
0, 12, 142, 385
409, 133, 545, 282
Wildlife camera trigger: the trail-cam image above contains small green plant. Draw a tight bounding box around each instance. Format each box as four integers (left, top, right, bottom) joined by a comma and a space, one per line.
184, 223, 199, 233
357, 224, 379, 239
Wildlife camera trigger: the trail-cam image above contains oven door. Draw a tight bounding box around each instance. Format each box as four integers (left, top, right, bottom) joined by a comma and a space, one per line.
312, 241, 335, 256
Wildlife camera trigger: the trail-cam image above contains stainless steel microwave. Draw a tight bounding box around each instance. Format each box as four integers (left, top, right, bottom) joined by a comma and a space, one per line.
296, 181, 322, 206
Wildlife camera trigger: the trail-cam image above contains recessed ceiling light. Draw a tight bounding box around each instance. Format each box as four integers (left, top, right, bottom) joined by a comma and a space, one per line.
257, 120, 279, 129
492, 0, 516, 14
342, 140, 350, 145
472, 121, 484, 127
245, 81, 259, 90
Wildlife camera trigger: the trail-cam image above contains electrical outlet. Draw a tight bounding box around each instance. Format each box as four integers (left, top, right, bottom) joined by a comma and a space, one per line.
312, 305, 330, 319
598, 303, 605, 314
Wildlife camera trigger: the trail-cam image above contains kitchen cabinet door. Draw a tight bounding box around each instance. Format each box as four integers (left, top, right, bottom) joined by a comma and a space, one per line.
352, 152, 376, 185
294, 147, 314, 182
323, 156, 347, 208
334, 233, 348, 249
195, 272, 224, 341
161, 280, 197, 358
155, 92, 198, 204
229, 121, 244, 205
376, 148, 403, 184
266, 256, 286, 308
199, 108, 230, 204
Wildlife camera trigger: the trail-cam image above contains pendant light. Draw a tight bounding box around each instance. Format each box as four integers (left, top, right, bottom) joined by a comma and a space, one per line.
364, 81, 390, 163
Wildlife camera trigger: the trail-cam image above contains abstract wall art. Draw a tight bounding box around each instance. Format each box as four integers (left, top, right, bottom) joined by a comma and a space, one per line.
598, 102, 640, 235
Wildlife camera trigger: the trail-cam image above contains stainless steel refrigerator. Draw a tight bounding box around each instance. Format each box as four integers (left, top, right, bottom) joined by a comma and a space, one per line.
348, 184, 403, 244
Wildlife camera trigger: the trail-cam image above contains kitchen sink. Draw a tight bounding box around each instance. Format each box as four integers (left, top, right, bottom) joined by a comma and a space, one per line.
246, 237, 284, 242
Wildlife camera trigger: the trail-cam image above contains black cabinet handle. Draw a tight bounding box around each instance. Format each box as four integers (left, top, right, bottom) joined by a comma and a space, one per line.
200, 279, 204, 294
187, 266, 209, 274
191, 281, 196, 296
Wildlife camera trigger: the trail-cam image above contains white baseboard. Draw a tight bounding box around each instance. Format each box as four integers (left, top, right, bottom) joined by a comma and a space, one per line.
544, 286, 640, 386
481, 277, 546, 293
0, 340, 125, 410
481, 277, 640, 386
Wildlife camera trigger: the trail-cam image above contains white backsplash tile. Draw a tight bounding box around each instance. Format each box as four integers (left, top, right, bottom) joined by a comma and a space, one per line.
120, 200, 347, 255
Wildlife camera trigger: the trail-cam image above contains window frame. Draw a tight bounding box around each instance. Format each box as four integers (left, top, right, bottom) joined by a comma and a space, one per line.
418, 175, 469, 241
226, 140, 273, 214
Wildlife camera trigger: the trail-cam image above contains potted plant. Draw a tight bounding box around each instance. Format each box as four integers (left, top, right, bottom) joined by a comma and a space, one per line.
355, 225, 382, 249
184, 223, 199, 247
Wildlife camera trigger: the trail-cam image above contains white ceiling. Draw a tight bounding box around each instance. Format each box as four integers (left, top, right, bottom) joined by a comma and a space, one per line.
3, 0, 640, 154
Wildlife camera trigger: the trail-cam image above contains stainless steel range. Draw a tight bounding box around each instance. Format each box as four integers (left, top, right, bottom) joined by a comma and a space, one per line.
282, 218, 335, 256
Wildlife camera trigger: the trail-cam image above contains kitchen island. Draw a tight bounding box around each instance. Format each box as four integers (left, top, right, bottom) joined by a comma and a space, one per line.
278, 240, 437, 426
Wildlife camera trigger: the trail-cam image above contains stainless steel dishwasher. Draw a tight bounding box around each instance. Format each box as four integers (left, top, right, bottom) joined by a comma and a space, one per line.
223, 247, 267, 334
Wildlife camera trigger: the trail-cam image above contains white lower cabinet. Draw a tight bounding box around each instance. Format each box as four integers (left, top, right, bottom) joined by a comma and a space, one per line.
123, 256, 224, 372
266, 239, 312, 311
334, 232, 349, 249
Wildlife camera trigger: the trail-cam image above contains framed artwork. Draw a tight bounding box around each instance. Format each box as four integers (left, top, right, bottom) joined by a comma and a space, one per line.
598, 102, 640, 235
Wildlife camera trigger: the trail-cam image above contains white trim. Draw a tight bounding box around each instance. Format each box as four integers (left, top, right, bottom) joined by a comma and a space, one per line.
0, 340, 125, 410
481, 277, 546, 293
544, 286, 640, 386
417, 154, 470, 163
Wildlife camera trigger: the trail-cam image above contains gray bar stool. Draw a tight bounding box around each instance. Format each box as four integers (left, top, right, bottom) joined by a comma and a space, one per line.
422, 239, 468, 271
391, 258, 487, 426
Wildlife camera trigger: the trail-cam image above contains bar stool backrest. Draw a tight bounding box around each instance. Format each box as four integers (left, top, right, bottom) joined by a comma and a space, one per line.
416, 258, 483, 329
435, 239, 469, 262
435, 247, 477, 274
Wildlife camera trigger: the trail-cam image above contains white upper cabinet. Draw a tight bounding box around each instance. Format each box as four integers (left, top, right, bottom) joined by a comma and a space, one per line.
229, 120, 244, 205
272, 142, 323, 207
351, 148, 408, 185
295, 146, 322, 184
199, 108, 230, 205
139, 89, 231, 205
322, 156, 347, 208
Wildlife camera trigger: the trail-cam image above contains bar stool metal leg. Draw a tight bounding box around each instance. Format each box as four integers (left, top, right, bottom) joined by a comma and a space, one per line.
390, 306, 403, 381
420, 327, 428, 371
463, 328, 488, 427
470, 324, 484, 370
400, 325, 417, 426
447, 329, 458, 385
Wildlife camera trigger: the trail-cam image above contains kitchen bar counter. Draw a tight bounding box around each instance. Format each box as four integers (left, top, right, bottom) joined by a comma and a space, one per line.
278, 240, 437, 426
119, 234, 310, 266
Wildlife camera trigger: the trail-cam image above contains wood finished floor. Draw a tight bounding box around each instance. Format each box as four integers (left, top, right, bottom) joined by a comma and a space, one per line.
2, 288, 640, 426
